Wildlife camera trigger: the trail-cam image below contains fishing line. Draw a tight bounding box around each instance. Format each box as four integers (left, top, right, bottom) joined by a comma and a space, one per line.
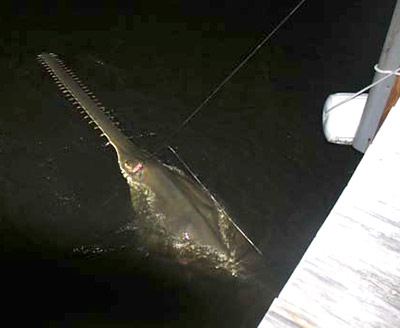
150, 0, 307, 157
167, 146, 263, 255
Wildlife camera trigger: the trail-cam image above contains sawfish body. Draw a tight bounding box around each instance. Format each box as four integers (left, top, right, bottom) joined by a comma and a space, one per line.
37, 52, 263, 277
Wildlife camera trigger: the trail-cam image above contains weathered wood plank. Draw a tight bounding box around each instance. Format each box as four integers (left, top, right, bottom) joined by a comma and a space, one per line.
258, 104, 400, 327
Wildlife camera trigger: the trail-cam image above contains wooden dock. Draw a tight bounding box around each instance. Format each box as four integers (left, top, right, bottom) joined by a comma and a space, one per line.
258, 103, 400, 327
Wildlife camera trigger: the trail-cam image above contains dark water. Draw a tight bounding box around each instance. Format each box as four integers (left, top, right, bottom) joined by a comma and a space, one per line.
0, 1, 395, 326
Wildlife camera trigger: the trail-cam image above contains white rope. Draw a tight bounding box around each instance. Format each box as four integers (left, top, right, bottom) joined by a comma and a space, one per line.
374, 64, 400, 76
326, 64, 400, 113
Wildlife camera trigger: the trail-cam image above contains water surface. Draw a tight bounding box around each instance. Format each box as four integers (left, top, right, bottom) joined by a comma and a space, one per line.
0, 1, 394, 326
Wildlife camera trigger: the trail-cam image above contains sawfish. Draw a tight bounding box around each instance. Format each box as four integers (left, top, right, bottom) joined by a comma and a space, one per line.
37, 52, 263, 278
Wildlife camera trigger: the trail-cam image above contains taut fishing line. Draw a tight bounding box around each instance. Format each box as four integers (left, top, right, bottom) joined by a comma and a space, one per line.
150, 0, 307, 158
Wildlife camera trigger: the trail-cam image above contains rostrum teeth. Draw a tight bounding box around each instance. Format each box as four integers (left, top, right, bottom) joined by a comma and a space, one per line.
38, 52, 125, 150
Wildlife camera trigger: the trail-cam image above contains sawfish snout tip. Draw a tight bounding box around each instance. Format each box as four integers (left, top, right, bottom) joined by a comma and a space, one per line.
37, 52, 58, 58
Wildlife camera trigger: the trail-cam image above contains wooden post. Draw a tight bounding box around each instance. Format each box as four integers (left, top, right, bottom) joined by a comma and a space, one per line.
353, 0, 400, 153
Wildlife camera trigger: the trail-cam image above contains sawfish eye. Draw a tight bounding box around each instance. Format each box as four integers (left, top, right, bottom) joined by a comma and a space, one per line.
124, 160, 135, 171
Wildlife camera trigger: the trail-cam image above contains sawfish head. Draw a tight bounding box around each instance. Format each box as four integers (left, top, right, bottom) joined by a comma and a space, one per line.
116, 148, 243, 273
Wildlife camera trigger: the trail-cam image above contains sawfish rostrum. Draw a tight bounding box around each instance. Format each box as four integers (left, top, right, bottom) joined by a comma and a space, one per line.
37, 52, 263, 278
